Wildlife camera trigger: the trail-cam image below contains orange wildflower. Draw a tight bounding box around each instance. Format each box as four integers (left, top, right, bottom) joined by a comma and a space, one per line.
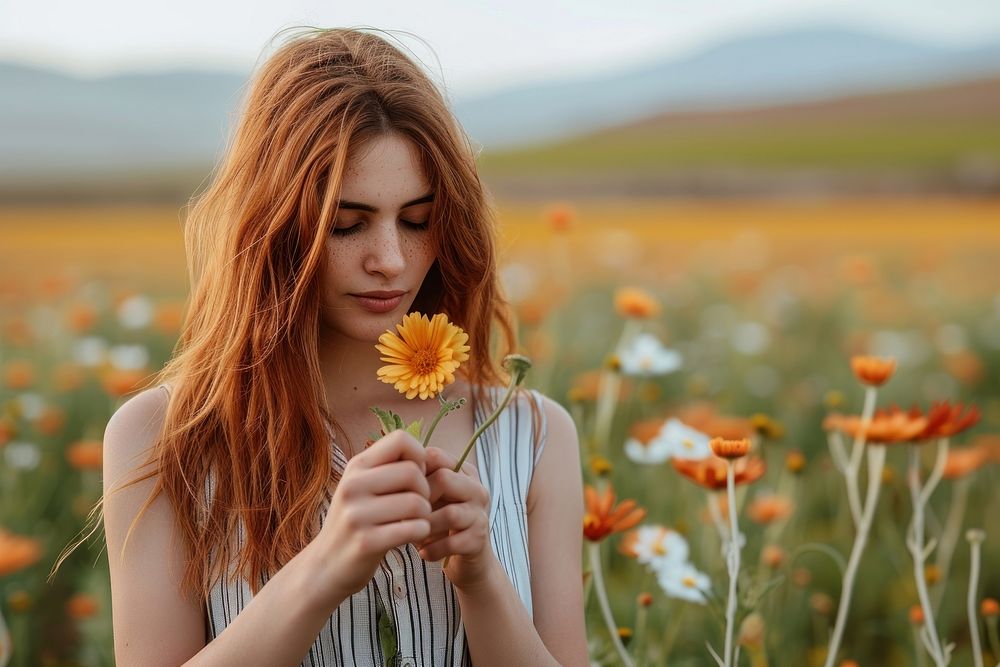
66, 303, 98, 334
761, 544, 786, 569
637, 592, 654, 607
35, 406, 66, 436
920, 401, 980, 439
0, 529, 42, 576
850, 355, 896, 387
909, 604, 925, 625
942, 445, 988, 480
981, 598, 999, 617
710, 436, 751, 459
614, 287, 660, 319
66, 440, 103, 470
824, 406, 928, 444
4, 359, 35, 390
747, 494, 794, 524
629, 417, 666, 445
672, 456, 766, 490
154, 301, 185, 334
785, 449, 807, 474
0, 416, 14, 446
545, 203, 574, 233
53, 362, 86, 392
100, 368, 147, 397
583, 485, 646, 542
66, 593, 99, 619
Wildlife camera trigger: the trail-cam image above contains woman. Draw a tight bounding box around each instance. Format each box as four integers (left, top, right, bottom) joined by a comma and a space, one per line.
94, 27, 587, 666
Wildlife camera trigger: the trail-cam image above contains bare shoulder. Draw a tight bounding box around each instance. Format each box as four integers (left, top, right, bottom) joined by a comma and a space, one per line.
103, 384, 206, 665
526, 392, 581, 511
103, 385, 171, 490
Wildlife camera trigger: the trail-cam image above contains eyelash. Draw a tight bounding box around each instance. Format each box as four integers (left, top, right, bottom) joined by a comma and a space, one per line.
331, 220, 428, 237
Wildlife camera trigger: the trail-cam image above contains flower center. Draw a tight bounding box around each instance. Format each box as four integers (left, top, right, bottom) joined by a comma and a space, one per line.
682, 576, 696, 588
412, 348, 439, 375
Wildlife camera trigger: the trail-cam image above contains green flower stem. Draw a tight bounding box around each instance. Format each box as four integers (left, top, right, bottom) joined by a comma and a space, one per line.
843, 386, 878, 527
968, 534, 984, 667
824, 443, 886, 667
986, 617, 1000, 665
454, 379, 518, 473
906, 444, 947, 666
588, 541, 636, 667
421, 399, 455, 448
932, 475, 971, 609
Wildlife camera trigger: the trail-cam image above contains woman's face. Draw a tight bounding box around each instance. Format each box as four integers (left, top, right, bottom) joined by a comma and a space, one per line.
320, 133, 437, 344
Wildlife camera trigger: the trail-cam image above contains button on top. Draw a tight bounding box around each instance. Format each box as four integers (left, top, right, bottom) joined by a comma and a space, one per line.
393, 581, 406, 599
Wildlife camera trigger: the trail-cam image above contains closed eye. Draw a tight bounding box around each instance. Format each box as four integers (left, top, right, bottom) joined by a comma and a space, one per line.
331, 219, 429, 236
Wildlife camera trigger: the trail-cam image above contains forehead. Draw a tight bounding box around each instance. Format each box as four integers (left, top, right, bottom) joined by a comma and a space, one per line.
339, 133, 431, 205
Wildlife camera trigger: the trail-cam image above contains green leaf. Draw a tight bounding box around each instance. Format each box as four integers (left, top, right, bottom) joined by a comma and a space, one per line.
370, 406, 402, 435
376, 595, 397, 666
404, 418, 423, 439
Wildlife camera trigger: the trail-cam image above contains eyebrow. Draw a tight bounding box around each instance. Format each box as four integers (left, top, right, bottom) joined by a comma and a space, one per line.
337, 192, 434, 213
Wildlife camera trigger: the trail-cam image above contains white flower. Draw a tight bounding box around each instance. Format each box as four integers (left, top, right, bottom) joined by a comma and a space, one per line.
73, 336, 108, 367
4, 441, 41, 470
619, 333, 682, 377
109, 344, 149, 371
658, 418, 712, 460
15, 393, 46, 421
624, 436, 673, 465
657, 561, 712, 604
625, 525, 690, 567
117, 295, 154, 329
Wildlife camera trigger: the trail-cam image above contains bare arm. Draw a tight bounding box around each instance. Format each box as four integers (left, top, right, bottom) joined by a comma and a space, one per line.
447, 396, 589, 666
104, 388, 432, 666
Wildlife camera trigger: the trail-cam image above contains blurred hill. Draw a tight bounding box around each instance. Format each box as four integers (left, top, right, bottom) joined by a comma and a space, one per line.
2, 25, 999, 202
480, 76, 1000, 198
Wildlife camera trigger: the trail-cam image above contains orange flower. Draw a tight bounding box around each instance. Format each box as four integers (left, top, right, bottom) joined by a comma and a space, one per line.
154, 301, 185, 335
628, 417, 666, 445
909, 604, 925, 625
100, 368, 147, 397
761, 544, 786, 569
672, 456, 766, 490
614, 287, 660, 319
747, 494, 794, 524
710, 437, 751, 459
824, 406, 928, 444
4, 359, 35, 390
66, 441, 103, 470
920, 401, 980, 439
52, 363, 86, 392
545, 203, 574, 233
66, 593, 99, 619
0, 416, 14, 446
65, 303, 98, 334
785, 449, 807, 474
850, 355, 896, 387
0, 529, 42, 576
637, 592, 654, 608
982, 598, 1000, 617
583, 485, 646, 542
35, 406, 66, 436
942, 445, 988, 480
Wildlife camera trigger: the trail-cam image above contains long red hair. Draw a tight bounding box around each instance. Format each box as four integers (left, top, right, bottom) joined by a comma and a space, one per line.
53, 27, 518, 601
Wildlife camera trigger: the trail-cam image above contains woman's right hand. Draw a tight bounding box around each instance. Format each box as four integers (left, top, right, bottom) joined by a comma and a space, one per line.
305, 429, 432, 610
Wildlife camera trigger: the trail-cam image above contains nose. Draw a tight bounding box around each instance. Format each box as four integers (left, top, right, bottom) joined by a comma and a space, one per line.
362, 219, 407, 278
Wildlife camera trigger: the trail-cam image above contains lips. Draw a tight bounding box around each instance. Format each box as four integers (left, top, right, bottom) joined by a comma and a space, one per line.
350, 291, 406, 314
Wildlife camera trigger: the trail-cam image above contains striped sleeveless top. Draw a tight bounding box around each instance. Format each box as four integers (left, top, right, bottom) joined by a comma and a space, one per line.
158, 383, 548, 666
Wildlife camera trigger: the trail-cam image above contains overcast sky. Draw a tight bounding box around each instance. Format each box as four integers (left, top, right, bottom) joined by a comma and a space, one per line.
3, 0, 1000, 97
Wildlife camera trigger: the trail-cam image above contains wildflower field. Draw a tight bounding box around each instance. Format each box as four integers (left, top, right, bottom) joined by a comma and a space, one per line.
1, 197, 999, 666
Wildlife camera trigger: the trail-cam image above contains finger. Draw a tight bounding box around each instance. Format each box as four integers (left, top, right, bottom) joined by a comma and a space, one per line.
425, 502, 480, 536
364, 518, 431, 556
354, 460, 430, 498
342, 493, 431, 528
417, 525, 488, 562
427, 468, 490, 506
425, 447, 478, 478
351, 430, 425, 472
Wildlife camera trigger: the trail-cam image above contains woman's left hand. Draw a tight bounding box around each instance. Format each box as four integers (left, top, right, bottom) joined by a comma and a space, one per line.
416, 447, 497, 592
